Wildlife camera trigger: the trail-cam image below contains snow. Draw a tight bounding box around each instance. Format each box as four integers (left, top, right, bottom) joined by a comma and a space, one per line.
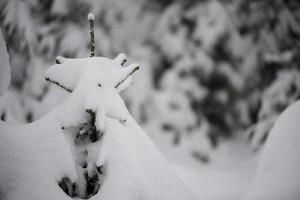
38, 54, 198, 199
91, 116, 198, 200
144, 119, 258, 200
2, 1, 300, 199
45, 56, 137, 129
242, 100, 300, 200
88, 13, 95, 21
45, 56, 136, 93
174, 160, 256, 200
0, 111, 77, 200
0, 29, 11, 96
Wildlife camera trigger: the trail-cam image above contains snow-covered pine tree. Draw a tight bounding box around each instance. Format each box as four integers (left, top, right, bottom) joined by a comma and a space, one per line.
44, 13, 196, 199
48, 13, 139, 198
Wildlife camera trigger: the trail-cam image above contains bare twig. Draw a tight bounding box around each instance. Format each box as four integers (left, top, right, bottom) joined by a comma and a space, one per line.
45, 77, 72, 93
88, 13, 95, 57
115, 65, 139, 88
114, 53, 127, 66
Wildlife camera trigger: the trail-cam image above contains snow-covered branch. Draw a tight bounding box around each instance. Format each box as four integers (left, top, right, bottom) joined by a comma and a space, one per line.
115, 63, 139, 89
45, 77, 72, 93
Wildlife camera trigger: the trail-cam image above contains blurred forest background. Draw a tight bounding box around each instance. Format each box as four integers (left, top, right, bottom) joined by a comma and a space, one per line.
0, 0, 300, 167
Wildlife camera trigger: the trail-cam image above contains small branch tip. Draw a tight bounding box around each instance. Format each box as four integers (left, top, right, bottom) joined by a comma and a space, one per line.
88, 13, 96, 57
55, 56, 66, 64
88, 13, 95, 21
114, 53, 127, 66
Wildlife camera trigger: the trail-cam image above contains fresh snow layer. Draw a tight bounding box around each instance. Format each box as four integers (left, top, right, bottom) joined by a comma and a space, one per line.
45, 56, 136, 130
0, 102, 197, 200
174, 159, 256, 200
0, 111, 77, 200
0, 29, 11, 96
242, 100, 300, 200
91, 115, 198, 200
0, 55, 197, 200
45, 56, 135, 93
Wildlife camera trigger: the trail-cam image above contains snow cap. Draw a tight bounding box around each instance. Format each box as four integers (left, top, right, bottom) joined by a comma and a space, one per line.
55, 56, 68, 64
115, 63, 139, 88
88, 13, 95, 21
45, 58, 85, 92
45, 56, 139, 93
114, 53, 127, 66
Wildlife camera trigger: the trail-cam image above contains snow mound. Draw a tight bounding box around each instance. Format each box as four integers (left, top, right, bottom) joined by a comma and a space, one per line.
0, 111, 77, 200
242, 100, 300, 200
92, 115, 198, 200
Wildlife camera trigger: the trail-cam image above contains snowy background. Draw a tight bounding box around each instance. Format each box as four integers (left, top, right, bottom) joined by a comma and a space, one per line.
0, 0, 300, 199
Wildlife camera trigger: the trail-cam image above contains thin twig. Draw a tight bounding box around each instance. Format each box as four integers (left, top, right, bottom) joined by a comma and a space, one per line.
88, 13, 95, 57
45, 77, 72, 93
115, 66, 139, 88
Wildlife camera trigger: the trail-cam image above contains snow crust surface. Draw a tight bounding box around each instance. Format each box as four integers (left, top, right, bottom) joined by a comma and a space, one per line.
243, 100, 300, 200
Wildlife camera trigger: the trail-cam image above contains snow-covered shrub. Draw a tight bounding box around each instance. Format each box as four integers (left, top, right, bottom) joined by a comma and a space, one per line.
44, 53, 139, 198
